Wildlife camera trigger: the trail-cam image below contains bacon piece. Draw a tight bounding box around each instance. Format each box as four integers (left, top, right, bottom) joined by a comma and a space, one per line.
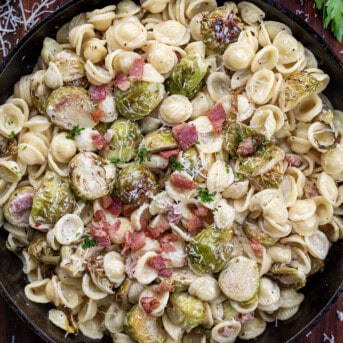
286, 155, 303, 168
122, 204, 139, 217
107, 196, 122, 216
129, 58, 145, 81
159, 149, 179, 159
91, 210, 120, 247
237, 312, 254, 324
189, 204, 208, 218
153, 281, 175, 294
237, 136, 254, 156
170, 173, 197, 190
184, 214, 204, 233
304, 178, 320, 198
140, 297, 160, 314
145, 217, 170, 239
159, 233, 178, 252
167, 204, 183, 224
125, 260, 137, 279
250, 238, 263, 257
91, 134, 107, 150
218, 327, 234, 338
172, 123, 198, 150
208, 103, 226, 134
114, 72, 130, 91
148, 256, 172, 277
122, 231, 146, 253
89, 85, 108, 101
9, 193, 33, 213
99, 195, 113, 209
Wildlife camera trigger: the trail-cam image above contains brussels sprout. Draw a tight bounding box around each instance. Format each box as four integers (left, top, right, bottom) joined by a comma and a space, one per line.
166, 54, 208, 99
28, 237, 61, 265
31, 172, 75, 225
162, 268, 198, 292
201, 8, 242, 53
179, 147, 202, 179
167, 292, 205, 330
3, 186, 35, 228
267, 263, 306, 290
0, 135, 17, 158
115, 81, 165, 121
69, 152, 116, 200
126, 305, 166, 343
115, 164, 158, 204
187, 225, 233, 273
309, 257, 325, 276
53, 50, 85, 83
95, 121, 111, 135
222, 301, 238, 320
143, 129, 177, 153
101, 118, 142, 162
41, 37, 63, 64
46, 86, 96, 130
243, 221, 277, 246
31, 70, 50, 114
251, 161, 283, 191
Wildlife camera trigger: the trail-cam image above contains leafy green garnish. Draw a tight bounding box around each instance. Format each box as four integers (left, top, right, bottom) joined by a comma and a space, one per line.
66, 125, 85, 139
110, 158, 122, 164
315, 0, 343, 42
81, 234, 97, 249
226, 165, 230, 174
197, 186, 216, 203
136, 148, 151, 163
8, 131, 16, 139
170, 157, 182, 171
195, 141, 201, 145
236, 173, 244, 182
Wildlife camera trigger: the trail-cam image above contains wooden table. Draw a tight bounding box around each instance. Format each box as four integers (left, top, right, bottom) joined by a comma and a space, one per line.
0, 0, 342, 342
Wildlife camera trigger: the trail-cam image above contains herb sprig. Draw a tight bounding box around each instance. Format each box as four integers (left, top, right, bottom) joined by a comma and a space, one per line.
197, 186, 216, 203
66, 125, 85, 139
136, 148, 151, 163
81, 234, 97, 250
170, 157, 182, 171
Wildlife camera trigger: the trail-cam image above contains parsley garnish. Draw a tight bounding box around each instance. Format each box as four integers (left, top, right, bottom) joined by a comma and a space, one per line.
195, 141, 201, 145
128, 132, 134, 139
165, 172, 171, 179
8, 131, 16, 139
197, 186, 216, 203
226, 165, 230, 174
66, 125, 85, 139
110, 158, 121, 164
81, 235, 97, 249
170, 157, 182, 171
213, 207, 218, 212
136, 148, 151, 163
236, 173, 244, 182
236, 129, 246, 144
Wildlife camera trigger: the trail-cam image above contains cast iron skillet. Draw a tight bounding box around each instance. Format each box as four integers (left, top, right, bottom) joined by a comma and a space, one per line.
0, 0, 342, 342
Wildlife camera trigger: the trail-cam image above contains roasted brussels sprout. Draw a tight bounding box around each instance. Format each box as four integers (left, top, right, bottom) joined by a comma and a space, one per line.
166, 54, 208, 99
31, 70, 51, 114
31, 172, 75, 225
46, 86, 96, 130
126, 305, 166, 343
101, 118, 142, 162
201, 8, 242, 53
69, 152, 116, 200
115, 164, 158, 204
163, 268, 198, 292
143, 129, 177, 153
243, 221, 278, 246
115, 81, 165, 121
53, 50, 85, 83
28, 237, 61, 265
0, 135, 17, 158
3, 186, 35, 228
309, 257, 325, 276
267, 263, 306, 290
179, 147, 202, 179
167, 292, 205, 330
187, 225, 233, 273
222, 301, 238, 320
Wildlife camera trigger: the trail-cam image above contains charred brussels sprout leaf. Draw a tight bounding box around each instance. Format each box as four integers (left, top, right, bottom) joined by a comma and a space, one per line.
179, 147, 202, 179
126, 305, 166, 343
201, 8, 242, 53
167, 292, 205, 330
187, 225, 233, 273
46, 86, 96, 130
101, 118, 142, 162
243, 221, 277, 246
69, 152, 116, 200
115, 81, 165, 121
31, 172, 75, 225
53, 50, 85, 83
166, 54, 208, 99
267, 263, 306, 290
143, 129, 178, 153
28, 237, 61, 265
116, 164, 158, 205
0, 135, 17, 158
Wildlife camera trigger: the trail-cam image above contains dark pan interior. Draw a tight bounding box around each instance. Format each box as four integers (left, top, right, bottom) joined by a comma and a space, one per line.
0, 0, 342, 342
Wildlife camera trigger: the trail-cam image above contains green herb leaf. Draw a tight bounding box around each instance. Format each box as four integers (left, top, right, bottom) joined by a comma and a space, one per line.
81, 234, 97, 249
226, 165, 230, 174
110, 158, 122, 164
197, 186, 216, 203
195, 141, 201, 145
66, 125, 85, 139
136, 148, 152, 163
236, 173, 244, 182
170, 157, 183, 171
8, 131, 16, 139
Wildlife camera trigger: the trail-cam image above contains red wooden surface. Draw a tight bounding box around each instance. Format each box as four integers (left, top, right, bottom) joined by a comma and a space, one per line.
0, 0, 342, 342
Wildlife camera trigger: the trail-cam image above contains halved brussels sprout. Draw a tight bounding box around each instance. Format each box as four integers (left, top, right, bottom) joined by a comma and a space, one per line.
0, 135, 17, 158
166, 54, 208, 99
143, 129, 177, 153
162, 268, 198, 292
28, 237, 61, 265
201, 8, 242, 53
267, 263, 306, 290
31, 172, 75, 225
101, 118, 142, 162
167, 292, 205, 330
187, 225, 233, 273
179, 147, 202, 179
222, 301, 238, 320
31, 70, 50, 114
115, 81, 165, 121
243, 221, 277, 246
53, 50, 85, 83
115, 164, 158, 204
126, 305, 166, 343
3, 186, 35, 228
69, 152, 116, 200
46, 86, 96, 130
251, 161, 283, 191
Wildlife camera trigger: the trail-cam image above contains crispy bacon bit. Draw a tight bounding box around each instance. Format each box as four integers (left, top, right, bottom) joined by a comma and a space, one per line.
89, 85, 108, 101
170, 173, 197, 190
125, 260, 137, 279
148, 256, 172, 277
91, 134, 107, 150
108, 196, 122, 216
129, 58, 145, 81
286, 155, 303, 168
122, 231, 146, 253
250, 238, 263, 257
190, 204, 208, 218
237, 136, 254, 156
140, 297, 160, 314
304, 178, 320, 198
184, 214, 204, 233
99, 195, 112, 209
145, 218, 170, 239
159, 149, 179, 159
237, 312, 254, 324
167, 204, 183, 224
208, 103, 226, 134
122, 204, 140, 217
9, 193, 33, 213
114, 72, 130, 91
153, 281, 175, 294
159, 233, 178, 252
219, 327, 234, 338
172, 123, 198, 150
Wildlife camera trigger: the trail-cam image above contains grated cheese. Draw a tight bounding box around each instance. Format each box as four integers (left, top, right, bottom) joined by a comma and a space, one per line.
323, 333, 335, 343
337, 310, 343, 321
305, 331, 312, 337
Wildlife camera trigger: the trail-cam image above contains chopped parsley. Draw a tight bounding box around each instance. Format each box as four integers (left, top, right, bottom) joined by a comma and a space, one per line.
195, 140, 201, 145
8, 131, 16, 139
170, 157, 182, 171
236, 129, 246, 144
226, 165, 230, 173
236, 173, 244, 182
165, 171, 171, 179
197, 186, 216, 203
136, 148, 151, 163
22, 145, 28, 151
81, 235, 97, 249
110, 158, 121, 164
66, 125, 85, 139
213, 207, 218, 212
128, 132, 134, 139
